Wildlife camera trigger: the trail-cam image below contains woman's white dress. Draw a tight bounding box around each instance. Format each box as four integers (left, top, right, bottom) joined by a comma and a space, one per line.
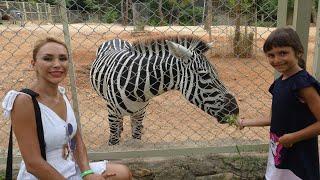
2, 87, 107, 180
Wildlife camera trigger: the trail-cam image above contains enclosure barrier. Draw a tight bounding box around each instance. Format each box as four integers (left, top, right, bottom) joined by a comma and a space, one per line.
0, 0, 318, 168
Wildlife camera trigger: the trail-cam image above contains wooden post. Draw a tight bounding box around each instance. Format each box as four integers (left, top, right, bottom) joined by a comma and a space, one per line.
313, 0, 320, 80
36, 3, 41, 22
274, 0, 288, 78
48, 4, 53, 23
277, 0, 288, 27
233, 0, 241, 57
58, 0, 82, 130
22, 2, 27, 23
293, 0, 312, 62
205, 0, 213, 42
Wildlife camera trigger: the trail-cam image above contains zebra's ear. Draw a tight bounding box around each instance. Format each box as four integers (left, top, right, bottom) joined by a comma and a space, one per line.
207, 42, 214, 48
165, 40, 193, 61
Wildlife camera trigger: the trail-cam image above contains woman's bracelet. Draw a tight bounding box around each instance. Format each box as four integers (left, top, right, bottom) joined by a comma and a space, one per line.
80, 169, 94, 178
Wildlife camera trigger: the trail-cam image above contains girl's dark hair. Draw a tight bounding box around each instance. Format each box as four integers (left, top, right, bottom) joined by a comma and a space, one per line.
33, 37, 68, 61
263, 27, 305, 70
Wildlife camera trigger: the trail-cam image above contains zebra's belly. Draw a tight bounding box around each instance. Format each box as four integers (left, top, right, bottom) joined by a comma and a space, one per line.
107, 90, 149, 116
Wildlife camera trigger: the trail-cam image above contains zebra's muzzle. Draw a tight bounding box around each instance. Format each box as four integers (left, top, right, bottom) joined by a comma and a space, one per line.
216, 93, 239, 123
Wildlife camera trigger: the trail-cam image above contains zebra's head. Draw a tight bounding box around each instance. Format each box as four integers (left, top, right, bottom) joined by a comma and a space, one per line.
165, 38, 239, 123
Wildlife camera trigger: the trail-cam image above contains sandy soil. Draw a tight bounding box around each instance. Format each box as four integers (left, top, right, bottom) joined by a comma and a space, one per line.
0, 23, 317, 154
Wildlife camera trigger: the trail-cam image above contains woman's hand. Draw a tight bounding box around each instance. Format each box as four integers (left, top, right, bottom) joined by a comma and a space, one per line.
102, 171, 116, 179
83, 172, 117, 180
83, 173, 106, 180
278, 133, 295, 148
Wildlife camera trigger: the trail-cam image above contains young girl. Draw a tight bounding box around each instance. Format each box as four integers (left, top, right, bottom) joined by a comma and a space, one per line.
2, 37, 132, 179
237, 27, 320, 180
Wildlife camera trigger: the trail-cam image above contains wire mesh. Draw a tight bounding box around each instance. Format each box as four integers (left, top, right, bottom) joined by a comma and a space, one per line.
1, 0, 311, 158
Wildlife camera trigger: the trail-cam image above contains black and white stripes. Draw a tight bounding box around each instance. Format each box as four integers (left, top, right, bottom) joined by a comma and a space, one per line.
90, 36, 239, 145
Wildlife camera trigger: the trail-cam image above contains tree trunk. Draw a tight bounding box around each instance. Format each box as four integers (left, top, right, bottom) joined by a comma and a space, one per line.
204, 0, 212, 34
129, 0, 133, 19
192, 0, 196, 25
311, 2, 317, 24
174, 1, 181, 25
121, 0, 129, 25
234, 0, 241, 57
169, 4, 175, 24
159, 0, 164, 25
121, 0, 124, 25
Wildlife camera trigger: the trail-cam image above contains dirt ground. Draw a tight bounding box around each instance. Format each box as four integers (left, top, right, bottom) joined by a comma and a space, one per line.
0, 23, 317, 154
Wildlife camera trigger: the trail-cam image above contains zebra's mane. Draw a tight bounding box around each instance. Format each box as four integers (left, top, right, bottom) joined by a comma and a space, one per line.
131, 35, 210, 54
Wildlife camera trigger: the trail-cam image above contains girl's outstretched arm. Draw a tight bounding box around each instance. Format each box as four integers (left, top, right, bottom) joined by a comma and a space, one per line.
236, 114, 271, 130
279, 86, 320, 147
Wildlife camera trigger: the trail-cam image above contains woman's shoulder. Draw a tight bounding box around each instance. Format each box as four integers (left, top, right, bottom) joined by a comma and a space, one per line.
2, 90, 32, 119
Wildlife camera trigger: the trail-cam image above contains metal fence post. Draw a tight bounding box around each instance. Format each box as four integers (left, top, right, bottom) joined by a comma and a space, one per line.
293, 0, 312, 63
313, 0, 320, 80
58, 0, 82, 130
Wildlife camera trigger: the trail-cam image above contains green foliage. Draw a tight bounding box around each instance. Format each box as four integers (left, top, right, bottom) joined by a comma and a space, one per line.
255, 20, 276, 27
179, 6, 203, 25
101, 8, 119, 23
148, 17, 169, 26
228, 0, 252, 11
221, 114, 238, 126
168, 0, 193, 7
83, 0, 100, 11
20, 0, 319, 26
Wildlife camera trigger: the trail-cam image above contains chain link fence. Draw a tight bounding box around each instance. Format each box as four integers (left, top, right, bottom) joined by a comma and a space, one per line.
0, 0, 316, 160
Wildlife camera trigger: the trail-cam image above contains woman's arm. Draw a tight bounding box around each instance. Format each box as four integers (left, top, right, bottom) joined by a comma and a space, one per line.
279, 86, 320, 147
73, 130, 91, 172
11, 94, 65, 179
73, 130, 107, 179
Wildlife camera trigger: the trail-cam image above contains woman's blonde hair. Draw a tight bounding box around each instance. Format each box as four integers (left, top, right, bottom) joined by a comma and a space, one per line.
33, 37, 68, 61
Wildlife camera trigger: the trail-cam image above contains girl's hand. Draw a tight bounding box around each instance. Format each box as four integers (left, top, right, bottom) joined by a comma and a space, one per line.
236, 119, 244, 130
279, 134, 295, 148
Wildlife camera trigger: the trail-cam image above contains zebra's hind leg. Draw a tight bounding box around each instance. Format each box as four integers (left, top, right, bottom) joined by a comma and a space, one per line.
108, 114, 123, 145
131, 109, 146, 140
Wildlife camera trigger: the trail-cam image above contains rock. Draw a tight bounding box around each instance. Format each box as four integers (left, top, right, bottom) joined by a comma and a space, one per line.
155, 166, 195, 180
195, 173, 240, 180
134, 168, 153, 177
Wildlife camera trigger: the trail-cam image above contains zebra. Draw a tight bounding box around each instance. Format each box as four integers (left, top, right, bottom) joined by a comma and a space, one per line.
90, 35, 239, 145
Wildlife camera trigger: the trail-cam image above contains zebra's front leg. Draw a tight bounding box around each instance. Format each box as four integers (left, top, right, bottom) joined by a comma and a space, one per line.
108, 114, 123, 145
131, 109, 146, 140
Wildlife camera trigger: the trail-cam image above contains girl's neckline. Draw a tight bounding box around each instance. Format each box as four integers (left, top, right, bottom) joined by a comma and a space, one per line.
280, 69, 304, 81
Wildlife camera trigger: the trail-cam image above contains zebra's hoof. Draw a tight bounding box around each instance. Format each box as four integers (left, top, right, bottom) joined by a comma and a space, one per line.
132, 135, 142, 140
108, 140, 120, 145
